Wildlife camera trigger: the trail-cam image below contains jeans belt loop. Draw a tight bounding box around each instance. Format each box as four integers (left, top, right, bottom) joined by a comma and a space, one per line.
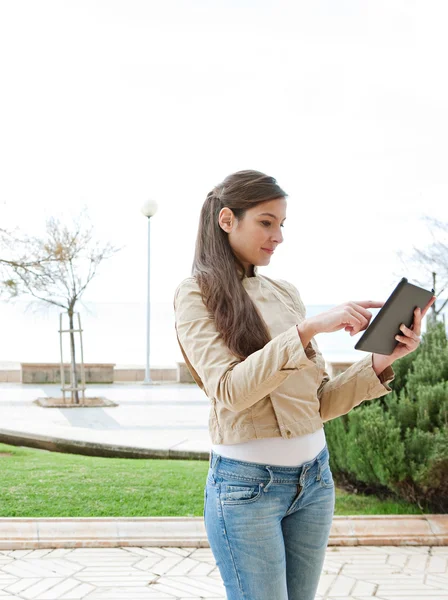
210, 450, 220, 472
263, 466, 274, 493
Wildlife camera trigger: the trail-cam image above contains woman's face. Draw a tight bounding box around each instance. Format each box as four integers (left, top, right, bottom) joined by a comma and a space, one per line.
219, 198, 287, 276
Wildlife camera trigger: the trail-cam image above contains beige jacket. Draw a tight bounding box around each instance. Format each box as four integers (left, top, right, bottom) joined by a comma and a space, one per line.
173, 267, 396, 445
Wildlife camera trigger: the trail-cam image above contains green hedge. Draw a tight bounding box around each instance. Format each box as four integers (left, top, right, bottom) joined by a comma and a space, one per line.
325, 320, 448, 512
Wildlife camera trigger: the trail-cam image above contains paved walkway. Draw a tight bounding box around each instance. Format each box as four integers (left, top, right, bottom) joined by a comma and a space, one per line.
0, 382, 210, 458
0, 545, 447, 599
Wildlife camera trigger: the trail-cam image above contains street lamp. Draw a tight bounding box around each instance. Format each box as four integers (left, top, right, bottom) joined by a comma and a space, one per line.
141, 198, 158, 384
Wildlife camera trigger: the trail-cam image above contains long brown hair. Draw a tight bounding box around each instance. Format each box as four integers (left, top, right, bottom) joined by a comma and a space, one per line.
192, 169, 288, 362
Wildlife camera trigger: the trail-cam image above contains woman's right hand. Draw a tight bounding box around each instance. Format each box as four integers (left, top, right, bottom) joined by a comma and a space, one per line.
305, 300, 385, 337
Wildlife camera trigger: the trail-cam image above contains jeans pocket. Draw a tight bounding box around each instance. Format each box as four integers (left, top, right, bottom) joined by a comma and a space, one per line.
220, 483, 263, 505
318, 460, 335, 488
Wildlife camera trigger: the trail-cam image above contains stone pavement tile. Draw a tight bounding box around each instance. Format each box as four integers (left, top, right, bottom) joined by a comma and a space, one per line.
143, 548, 194, 558
427, 556, 448, 572
376, 583, 448, 597
431, 548, 448, 555
371, 546, 415, 554
149, 556, 186, 576
361, 573, 426, 583
25, 577, 81, 599
1, 551, 34, 560
343, 565, 420, 577
75, 572, 158, 587
2, 559, 80, 579
59, 583, 96, 599
188, 549, 216, 565
148, 575, 225, 598
321, 559, 341, 573
11, 577, 65, 599
378, 597, 448, 600
327, 546, 374, 554
326, 573, 357, 596
353, 597, 392, 600
133, 555, 167, 571
3, 578, 40, 595
407, 554, 430, 570
378, 546, 432, 555
165, 558, 207, 576
316, 573, 337, 596
387, 554, 409, 567
18, 551, 53, 560
426, 574, 448, 586
344, 555, 389, 563
0, 583, 17, 593
121, 547, 159, 558
62, 548, 137, 567
397, 546, 432, 554
351, 580, 377, 596
208, 569, 223, 580
171, 575, 225, 595
186, 562, 216, 577
161, 549, 192, 558
87, 588, 175, 599
41, 549, 73, 558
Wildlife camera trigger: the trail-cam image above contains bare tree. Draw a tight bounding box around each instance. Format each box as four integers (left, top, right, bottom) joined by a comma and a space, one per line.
395, 216, 448, 325
0, 207, 121, 403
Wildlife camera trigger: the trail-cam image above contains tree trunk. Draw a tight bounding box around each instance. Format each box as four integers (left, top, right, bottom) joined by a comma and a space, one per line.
431, 271, 437, 323
68, 310, 79, 404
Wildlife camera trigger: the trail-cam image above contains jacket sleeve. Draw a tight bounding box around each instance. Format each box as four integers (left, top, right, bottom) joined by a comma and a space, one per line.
316, 354, 395, 422
283, 280, 396, 422
173, 277, 317, 413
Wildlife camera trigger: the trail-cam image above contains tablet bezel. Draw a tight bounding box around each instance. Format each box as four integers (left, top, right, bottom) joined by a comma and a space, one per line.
354, 277, 435, 355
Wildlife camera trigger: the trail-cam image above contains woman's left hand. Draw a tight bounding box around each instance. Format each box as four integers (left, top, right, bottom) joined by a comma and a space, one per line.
389, 295, 437, 362
372, 296, 436, 375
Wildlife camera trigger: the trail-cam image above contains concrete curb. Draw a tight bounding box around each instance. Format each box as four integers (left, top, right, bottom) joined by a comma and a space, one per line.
0, 429, 209, 460
0, 516, 446, 550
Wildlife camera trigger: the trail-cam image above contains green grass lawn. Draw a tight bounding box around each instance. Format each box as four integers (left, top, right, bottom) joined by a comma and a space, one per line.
0, 443, 425, 517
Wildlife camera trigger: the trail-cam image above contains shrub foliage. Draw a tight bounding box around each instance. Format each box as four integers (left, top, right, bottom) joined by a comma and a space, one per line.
325, 320, 448, 512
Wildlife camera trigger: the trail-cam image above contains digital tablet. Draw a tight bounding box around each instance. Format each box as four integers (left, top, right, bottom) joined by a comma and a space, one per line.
354, 277, 435, 355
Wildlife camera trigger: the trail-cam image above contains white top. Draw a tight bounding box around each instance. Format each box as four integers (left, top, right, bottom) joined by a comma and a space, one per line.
211, 426, 326, 467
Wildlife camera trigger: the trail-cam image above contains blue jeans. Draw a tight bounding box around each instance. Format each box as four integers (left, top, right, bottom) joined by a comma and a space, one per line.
204, 444, 335, 600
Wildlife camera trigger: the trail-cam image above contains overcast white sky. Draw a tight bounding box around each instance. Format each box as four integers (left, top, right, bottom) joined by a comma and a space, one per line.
1, 0, 447, 309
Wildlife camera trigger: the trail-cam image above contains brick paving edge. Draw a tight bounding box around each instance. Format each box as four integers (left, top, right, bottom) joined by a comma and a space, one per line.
0, 516, 446, 550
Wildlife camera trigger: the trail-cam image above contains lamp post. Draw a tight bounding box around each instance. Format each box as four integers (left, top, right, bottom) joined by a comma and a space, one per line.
140, 199, 158, 384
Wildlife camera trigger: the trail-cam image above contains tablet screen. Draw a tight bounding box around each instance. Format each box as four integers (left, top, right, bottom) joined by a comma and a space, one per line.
354, 278, 435, 355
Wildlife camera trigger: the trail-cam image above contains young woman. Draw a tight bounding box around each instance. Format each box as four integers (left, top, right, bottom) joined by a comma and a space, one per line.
173, 170, 434, 600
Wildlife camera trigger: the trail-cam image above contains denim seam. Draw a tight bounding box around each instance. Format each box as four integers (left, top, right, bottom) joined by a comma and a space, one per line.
212, 453, 324, 470
216, 472, 266, 483
284, 474, 307, 516
217, 472, 306, 485
221, 485, 263, 505
318, 462, 334, 488
216, 483, 246, 598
